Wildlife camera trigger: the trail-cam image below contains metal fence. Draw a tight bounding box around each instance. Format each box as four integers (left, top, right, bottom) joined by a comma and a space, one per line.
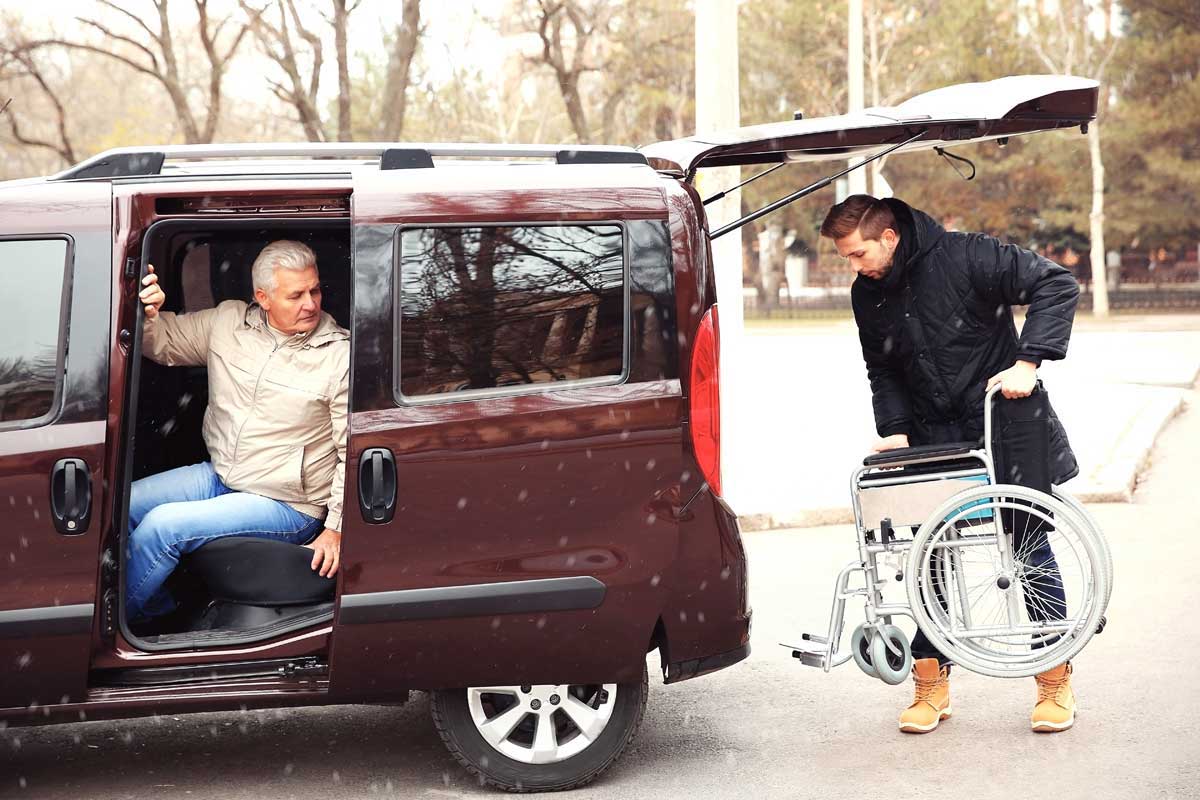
744, 283, 1200, 320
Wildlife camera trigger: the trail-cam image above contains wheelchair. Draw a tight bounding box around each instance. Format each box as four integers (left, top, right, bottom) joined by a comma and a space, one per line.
785, 385, 1112, 682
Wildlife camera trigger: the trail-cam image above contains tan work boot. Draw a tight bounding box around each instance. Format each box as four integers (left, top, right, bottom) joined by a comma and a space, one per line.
899, 658, 952, 733
1032, 662, 1076, 732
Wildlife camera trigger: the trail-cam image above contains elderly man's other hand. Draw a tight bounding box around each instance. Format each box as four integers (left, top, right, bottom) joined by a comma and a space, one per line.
305, 528, 342, 578
871, 433, 910, 453
986, 360, 1038, 399
140, 265, 166, 319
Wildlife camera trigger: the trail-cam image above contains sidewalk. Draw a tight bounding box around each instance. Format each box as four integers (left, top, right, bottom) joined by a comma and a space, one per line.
728, 314, 1200, 531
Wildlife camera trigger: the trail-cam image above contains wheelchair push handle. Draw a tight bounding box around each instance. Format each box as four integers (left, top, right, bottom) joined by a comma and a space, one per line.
983, 383, 1002, 459
982, 380, 1044, 461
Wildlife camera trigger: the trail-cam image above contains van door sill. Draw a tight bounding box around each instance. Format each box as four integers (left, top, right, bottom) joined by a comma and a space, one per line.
130, 603, 334, 652
92, 656, 328, 689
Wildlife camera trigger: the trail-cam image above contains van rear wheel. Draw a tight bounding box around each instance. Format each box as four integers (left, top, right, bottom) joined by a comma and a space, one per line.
431, 664, 648, 792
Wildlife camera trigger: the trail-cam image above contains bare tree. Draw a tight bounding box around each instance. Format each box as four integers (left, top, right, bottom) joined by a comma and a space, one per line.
1024, 0, 1120, 315
11, 0, 257, 145
505, 0, 688, 146
0, 48, 77, 164
864, 0, 929, 195
243, 0, 327, 141
520, 1, 611, 144
379, 1, 422, 141
508, 1, 614, 143
241, 0, 365, 142
331, 0, 354, 140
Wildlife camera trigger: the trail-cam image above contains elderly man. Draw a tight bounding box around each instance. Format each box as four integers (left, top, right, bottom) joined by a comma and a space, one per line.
126, 240, 349, 623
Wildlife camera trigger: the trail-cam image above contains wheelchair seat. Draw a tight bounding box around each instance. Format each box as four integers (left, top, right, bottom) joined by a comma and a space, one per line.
862, 441, 981, 468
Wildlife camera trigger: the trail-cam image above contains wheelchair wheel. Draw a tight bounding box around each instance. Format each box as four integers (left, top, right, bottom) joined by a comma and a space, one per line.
850, 624, 879, 679
868, 624, 912, 685
905, 484, 1110, 678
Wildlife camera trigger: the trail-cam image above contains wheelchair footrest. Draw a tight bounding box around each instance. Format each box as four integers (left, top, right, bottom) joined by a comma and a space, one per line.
782, 634, 831, 669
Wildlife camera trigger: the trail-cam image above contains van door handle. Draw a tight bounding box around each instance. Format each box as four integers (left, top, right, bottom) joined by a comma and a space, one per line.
358, 447, 396, 524
50, 458, 92, 535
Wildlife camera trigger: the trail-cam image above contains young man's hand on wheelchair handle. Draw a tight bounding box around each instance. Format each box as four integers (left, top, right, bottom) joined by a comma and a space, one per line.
987, 359, 1039, 400
871, 433, 910, 453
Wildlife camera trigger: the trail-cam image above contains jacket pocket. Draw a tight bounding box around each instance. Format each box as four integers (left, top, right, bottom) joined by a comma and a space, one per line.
211, 343, 260, 376
231, 442, 306, 503
270, 444, 307, 502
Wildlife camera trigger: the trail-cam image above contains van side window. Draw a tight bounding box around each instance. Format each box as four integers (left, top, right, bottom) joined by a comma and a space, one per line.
0, 239, 69, 425
397, 224, 625, 399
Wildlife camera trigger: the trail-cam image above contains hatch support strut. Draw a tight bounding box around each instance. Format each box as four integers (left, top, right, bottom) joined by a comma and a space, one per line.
709, 129, 928, 240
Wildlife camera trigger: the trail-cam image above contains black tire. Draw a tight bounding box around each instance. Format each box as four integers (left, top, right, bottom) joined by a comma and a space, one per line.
430, 665, 648, 793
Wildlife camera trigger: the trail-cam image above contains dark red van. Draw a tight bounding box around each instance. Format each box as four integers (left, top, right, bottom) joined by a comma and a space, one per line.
0, 74, 1095, 791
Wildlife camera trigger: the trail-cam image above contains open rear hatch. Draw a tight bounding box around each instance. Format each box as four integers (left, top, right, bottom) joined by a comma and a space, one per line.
641, 75, 1099, 175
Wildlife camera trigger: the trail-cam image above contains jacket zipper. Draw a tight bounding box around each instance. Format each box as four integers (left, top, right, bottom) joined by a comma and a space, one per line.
229, 336, 282, 476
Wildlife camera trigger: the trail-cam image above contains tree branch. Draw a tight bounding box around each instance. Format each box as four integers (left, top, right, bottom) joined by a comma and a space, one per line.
75, 16, 162, 72
14, 39, 161, 80
96, 0, 162, 44
15, 53, 76, 163
5, 108, 74, 164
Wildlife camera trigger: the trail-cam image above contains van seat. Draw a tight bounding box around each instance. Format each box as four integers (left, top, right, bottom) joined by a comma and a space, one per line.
181, 536, 335, 606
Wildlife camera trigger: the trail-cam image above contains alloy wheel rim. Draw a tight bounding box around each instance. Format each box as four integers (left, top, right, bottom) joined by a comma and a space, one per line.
466, 683, 618, 765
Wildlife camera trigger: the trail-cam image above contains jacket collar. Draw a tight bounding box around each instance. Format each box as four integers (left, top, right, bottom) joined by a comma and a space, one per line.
868, 198, 945, 293
243, 302, 347, 348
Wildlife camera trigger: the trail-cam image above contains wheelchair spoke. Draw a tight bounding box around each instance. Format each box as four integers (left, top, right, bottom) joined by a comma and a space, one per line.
905, 485, 1108, 677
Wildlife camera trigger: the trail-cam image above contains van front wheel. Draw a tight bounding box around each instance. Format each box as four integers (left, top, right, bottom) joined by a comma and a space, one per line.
430, 665, 648, 792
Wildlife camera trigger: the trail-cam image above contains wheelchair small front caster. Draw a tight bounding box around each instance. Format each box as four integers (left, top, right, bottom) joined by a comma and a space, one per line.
850, 624, 879, 679
869, 624, 913, 685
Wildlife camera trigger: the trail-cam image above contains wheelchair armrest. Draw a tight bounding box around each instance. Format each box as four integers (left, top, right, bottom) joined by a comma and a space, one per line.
862, 441, 981, 467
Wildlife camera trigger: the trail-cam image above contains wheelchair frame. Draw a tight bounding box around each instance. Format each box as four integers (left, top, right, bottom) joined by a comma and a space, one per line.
785, 385, 1108, 680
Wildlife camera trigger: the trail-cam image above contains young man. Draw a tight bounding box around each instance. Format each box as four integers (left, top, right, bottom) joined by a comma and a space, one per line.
821, 195, 1081, 734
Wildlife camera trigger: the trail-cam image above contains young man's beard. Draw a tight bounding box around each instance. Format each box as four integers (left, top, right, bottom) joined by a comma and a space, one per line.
864, 248, 894, 280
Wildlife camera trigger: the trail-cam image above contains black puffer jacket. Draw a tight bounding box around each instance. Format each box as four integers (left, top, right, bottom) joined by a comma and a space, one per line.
851, 198, 1080, 484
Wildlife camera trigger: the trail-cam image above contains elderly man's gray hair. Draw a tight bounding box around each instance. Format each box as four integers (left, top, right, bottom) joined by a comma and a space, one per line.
251, 240, 318, 293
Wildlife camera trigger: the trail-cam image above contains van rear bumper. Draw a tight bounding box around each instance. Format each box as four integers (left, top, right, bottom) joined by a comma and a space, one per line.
664, 641, 750, 684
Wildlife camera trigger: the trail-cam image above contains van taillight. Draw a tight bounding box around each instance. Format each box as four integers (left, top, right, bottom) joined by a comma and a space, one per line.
689, 305, 721, 497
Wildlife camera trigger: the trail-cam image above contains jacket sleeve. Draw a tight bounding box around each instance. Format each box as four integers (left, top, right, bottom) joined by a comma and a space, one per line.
852, 285, 913, 437
322, 347, 350, 533
965, 234, 1079, 364
141, 305, 222, 367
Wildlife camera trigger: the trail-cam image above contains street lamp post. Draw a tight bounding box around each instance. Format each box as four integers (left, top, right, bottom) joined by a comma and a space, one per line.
695, 0, 744, 511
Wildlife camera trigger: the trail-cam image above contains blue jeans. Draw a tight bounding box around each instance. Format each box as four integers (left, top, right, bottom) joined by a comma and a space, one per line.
126, 462, 323, 621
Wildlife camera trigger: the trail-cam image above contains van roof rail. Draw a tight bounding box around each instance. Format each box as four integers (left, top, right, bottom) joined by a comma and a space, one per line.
50, 143, 648, 180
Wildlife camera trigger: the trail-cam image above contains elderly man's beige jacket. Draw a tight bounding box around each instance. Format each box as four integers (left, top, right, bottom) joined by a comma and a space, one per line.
142, 300, 350, 531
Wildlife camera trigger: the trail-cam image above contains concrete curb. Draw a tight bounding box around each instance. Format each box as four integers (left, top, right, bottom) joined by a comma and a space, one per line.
736, 391, 1189, 532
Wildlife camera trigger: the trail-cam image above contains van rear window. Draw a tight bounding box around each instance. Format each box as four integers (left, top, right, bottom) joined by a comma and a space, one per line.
0, 239, 69, 425
396, 224, 626, 400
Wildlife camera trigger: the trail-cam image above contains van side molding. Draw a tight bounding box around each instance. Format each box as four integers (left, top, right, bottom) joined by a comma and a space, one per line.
338, 576, 606, 625
0, 603, 94, 639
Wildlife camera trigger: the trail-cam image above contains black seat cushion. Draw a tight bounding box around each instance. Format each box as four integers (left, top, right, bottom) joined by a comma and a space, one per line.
181, 537, 335, 606
862, 441, 980, 467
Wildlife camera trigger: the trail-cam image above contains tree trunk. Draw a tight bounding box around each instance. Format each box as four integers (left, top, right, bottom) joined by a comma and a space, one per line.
1088, 120, 1109, 316
380, 0, 420, 141
560, 78, 591, 144
333, 0, 351, 141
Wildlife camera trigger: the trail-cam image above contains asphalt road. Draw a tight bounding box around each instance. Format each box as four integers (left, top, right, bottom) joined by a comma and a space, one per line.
4, 389, 1198, 800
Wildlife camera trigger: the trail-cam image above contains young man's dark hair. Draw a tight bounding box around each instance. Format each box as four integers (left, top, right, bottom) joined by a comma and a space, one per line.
820, 193, 1083, 735
820, 194, 897, 241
